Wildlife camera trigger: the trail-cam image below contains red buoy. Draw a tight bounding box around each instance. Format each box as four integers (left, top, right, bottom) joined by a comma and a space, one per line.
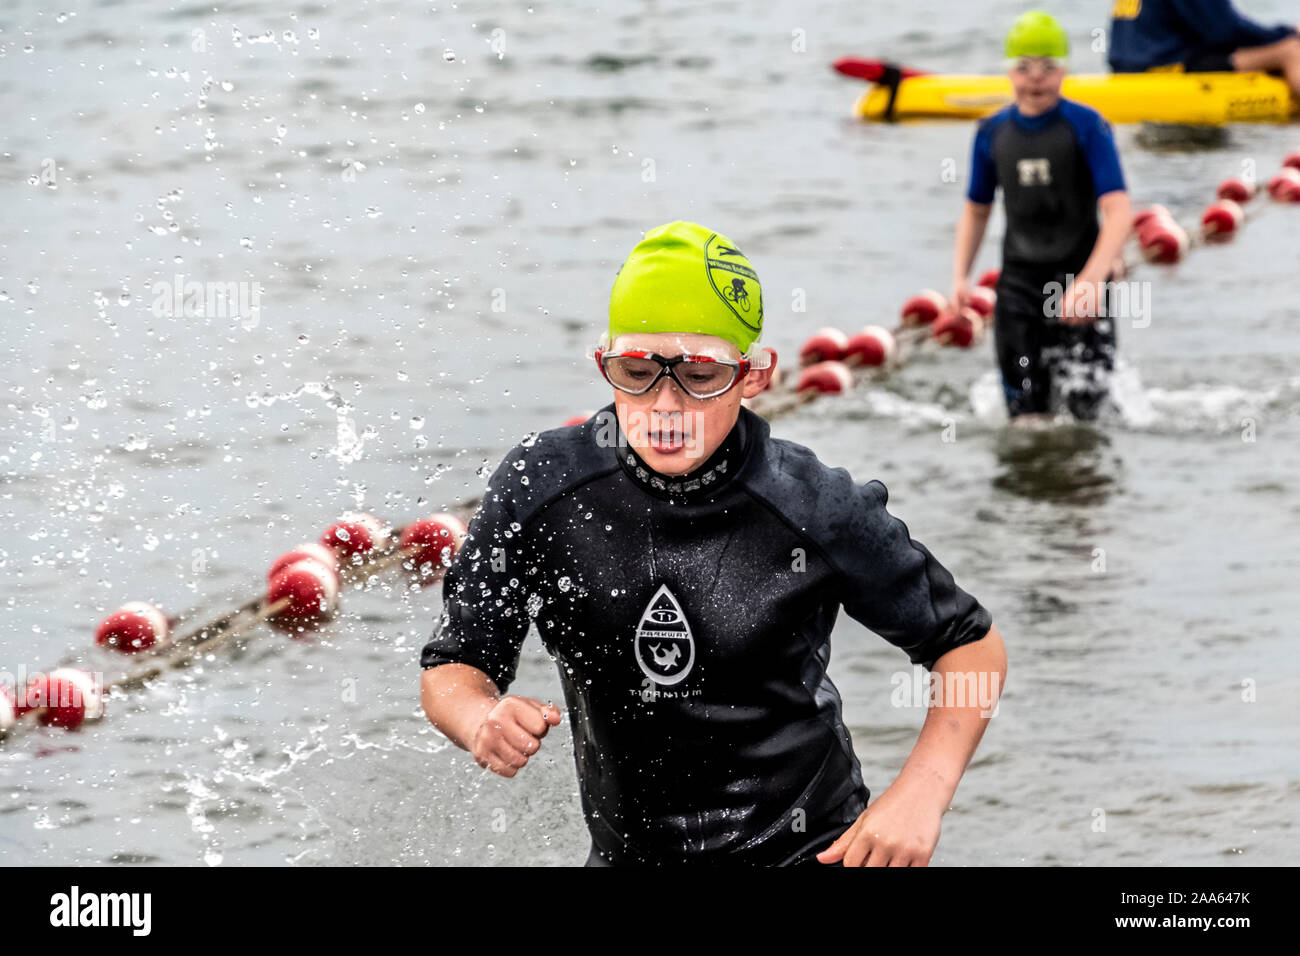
267, 559, 340, 621
976, 268, 1000, 289
94, 601, 170, 654
900, 290, 948, 326
798, 328, 850, 365
320, 512, 387, 557
1216, 178, 1255, 203
1201, 199, 1244, 240
932, 308, 981, 348
26, 669, 105, 730
1282, 152, 1300, 173
400, 514, 468, 573
1267, 168, 1300, 202
0, 684, 18, 732
1137, 217, 1188, 263
1132, 205, 1172, 231
967, 286, 996, 320
795, 361, 854, 394
268, 543, 340, 585
844, 326, 897, 367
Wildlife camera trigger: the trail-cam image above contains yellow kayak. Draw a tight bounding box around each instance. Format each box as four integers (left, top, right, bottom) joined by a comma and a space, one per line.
854, 71, 1296, 124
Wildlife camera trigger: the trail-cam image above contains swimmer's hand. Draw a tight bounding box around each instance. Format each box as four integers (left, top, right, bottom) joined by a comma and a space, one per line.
815, 779, 943, 867
951, 276, 973, 313
1060, 276, 1102, 326
470, 695, 564, 778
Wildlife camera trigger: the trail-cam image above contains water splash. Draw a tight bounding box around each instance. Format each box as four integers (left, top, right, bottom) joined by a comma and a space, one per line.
968, 364, 1289, 436
246, 381, 370, 464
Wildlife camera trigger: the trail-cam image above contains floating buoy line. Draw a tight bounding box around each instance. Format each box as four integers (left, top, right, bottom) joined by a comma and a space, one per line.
2, 150, 1297, 744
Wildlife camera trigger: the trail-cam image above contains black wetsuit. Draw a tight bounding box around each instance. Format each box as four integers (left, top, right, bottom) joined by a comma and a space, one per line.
419, 405, 992, 866
968, 99, 1127, 419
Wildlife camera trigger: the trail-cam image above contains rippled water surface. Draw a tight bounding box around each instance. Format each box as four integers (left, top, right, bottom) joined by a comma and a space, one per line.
2, 0, 1298, 865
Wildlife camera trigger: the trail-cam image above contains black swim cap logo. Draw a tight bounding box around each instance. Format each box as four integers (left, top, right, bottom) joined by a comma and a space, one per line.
704, 233, 763, 335
724, 277, 752, 312
634, 584, 695, 686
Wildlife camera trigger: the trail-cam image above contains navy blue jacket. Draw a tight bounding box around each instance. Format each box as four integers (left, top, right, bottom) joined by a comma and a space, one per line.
1109, 0, 1294, 72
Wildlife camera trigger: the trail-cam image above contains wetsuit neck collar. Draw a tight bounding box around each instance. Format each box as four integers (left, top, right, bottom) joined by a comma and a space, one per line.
601, 403, 758, 504
1011, 99, 1063, 128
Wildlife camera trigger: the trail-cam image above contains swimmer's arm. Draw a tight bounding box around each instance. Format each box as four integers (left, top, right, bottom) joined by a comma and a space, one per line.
1063, 191, 1130, 323
421, 662, 562, 778
420, 663, 501, 752
1078, 190, 1131, 285
952, 200, 993, 306
818, 623, 1007, 866
891, 623, 1008, 809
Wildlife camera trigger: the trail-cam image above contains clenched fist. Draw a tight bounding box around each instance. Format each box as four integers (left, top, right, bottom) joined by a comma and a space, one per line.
471, 695, 563, 778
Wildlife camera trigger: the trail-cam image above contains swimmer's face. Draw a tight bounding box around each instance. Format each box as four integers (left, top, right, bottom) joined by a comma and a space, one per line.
606, 332, 776, 476
1009, 57, 1065, 115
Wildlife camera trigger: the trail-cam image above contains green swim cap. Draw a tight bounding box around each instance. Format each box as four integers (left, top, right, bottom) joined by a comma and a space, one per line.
1005, 10, 1069, 59
608, 221, 764, 355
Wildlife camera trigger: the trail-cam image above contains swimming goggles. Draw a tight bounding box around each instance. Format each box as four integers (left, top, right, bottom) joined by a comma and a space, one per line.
1007, 55, 1066, 75
593, 346, 770, 400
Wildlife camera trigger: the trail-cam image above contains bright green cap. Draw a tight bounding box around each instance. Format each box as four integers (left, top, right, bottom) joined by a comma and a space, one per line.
1005, 10, 1069, 59
608, 221, 763, 355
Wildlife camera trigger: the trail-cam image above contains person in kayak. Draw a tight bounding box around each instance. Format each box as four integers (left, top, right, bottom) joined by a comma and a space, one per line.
1108, 0, 1300, 98
952, 11, 1131, 423
419, 221, 1007, 866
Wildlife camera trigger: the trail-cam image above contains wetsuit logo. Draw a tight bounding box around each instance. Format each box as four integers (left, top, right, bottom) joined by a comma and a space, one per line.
634, 584, 695, 686
1017, 158, 1053, 186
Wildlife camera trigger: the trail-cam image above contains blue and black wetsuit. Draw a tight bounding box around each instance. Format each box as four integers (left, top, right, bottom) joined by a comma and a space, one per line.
1109, 0, 1294, 73
420, 404, 992, 866
967, 99, 1127, 418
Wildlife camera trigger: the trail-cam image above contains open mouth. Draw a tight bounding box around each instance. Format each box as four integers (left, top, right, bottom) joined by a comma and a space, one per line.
647, 416, 690, 452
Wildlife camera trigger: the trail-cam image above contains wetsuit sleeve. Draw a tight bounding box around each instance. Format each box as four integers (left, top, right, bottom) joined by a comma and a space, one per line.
1078, 110, 1126, 197
834, 479, 992, 671
966, 120, 997, 205
419, 453, 533, 694
1173, 0, 1294, 48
